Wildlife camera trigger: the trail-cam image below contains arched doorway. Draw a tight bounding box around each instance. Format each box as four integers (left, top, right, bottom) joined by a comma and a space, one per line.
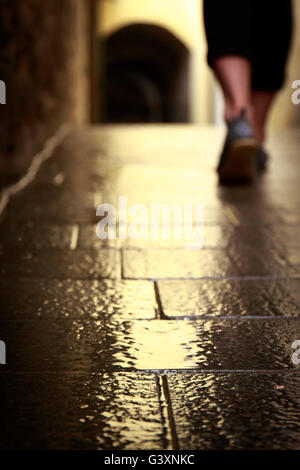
102, 23, 190, 123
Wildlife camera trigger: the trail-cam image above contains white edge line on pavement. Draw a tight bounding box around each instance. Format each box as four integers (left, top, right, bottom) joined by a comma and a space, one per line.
0, 124, 72, 216
70, 225, 80, 250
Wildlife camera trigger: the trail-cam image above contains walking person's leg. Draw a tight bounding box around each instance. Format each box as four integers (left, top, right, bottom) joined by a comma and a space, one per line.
203, 0, 293, 183
213, 56, 254, 123
204, 0, 258, 183
204, 0, 254, 125
252, 92, 276, 145
251, 0, 293, 149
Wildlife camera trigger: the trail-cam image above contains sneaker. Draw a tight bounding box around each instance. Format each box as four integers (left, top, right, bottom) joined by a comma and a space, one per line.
218, 109, 259, 184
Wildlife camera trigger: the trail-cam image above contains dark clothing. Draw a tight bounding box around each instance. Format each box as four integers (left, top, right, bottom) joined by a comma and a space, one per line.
203, 0, 293, 91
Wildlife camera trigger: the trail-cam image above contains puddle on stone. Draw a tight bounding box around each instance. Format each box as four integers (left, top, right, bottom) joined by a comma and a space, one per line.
111, 319, 300, 370
114, 321, 200, 370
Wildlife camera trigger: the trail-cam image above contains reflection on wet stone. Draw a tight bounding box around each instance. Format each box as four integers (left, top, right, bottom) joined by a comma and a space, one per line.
1, 127, 300, 449
103, 320, 300, 371
0, 248, 121, 280
2, 318, 299, 372
123, 249, 234, 279
168, 372, 300, 450
157, 279, 300, 318
0, 373, 166, 450
0, 279, 156, 320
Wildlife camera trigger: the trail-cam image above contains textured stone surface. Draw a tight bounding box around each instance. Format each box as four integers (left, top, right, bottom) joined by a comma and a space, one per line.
122, 247, 293, 279
157, 279, 300, 318
0, 373, 166, 450
99, 319, 300, 370
0, 0, 89, 175
122, 249, 234, 279
0, 278, 156, 320
78, 225, 120, 249
1, 126, 300, 450
167, 372, 300, 450
1, 318, 299, 372
285, 249, 300, 266
3, 188, 98, 224
0, 223, 74, 249
0, 248, 120, 280
271, 226, 300, 249
78, 224, 231, 249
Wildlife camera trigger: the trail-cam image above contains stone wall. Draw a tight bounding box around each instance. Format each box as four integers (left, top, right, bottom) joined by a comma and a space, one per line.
270, 0, 300, 127
0, 0, 91, 175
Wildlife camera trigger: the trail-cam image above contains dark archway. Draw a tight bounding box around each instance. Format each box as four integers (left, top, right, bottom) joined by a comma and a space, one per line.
102, 23, 190, 123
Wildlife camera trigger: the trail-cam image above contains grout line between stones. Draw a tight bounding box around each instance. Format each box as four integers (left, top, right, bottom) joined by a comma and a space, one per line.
70, 225, 79, 250
120, 249, 125, 280
123, 275, 300, 281
154, 281, 165, 319
161, 375, 179, 450
0, 125, 71, 216
155, 375, 173, 450
0, 369, 299, 375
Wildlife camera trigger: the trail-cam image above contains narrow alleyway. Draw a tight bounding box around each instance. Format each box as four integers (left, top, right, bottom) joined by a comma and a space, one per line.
0, 125, 300, 450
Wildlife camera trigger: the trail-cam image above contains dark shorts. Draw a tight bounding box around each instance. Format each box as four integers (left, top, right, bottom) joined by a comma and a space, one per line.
203, 0, 293, 91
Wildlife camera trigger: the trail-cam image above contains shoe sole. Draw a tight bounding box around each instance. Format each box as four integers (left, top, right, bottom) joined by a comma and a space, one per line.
218, 138, 259, 184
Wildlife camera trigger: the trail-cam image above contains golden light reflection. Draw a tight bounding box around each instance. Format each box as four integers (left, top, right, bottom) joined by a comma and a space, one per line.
114, 321, 202, 369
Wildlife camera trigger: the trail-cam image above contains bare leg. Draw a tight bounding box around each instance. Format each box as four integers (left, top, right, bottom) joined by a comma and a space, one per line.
213, 56, 254, 123
212, 56, 260, 183
252, 91, 276, 144
213, 56, 276, 145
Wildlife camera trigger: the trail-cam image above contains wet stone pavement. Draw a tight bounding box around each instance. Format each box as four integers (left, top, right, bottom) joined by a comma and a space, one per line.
0, 125, 300, 450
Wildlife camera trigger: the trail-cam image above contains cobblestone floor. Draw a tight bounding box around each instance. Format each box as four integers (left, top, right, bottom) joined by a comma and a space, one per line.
0, 125, 300, 450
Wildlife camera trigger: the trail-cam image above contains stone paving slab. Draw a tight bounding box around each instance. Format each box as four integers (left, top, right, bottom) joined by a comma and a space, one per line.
157, 279, 300, 318
285, 249, 300, 266
0, 373, 167, 450
102, 319, 300, 370
122, 248, 295, 280
3, 188, 98, 224
279, 211, 300, 225
102, 165, 220, 208
0, 278, 156, 320
1, 318, 298, 372
0, 223, 74, 249
0, 318, 123, 372
90, 125, 224, 169
0, 248, 120, 280
1, 126, 300, 449
78, 224, 232, 249
78, 222, 299, 253
122, 249, 234, 279
36, 223, 296, 270
270, 226, 300, 249
221, 203, 285, 227
225, 244, 296, 277
167, 372, 300, 450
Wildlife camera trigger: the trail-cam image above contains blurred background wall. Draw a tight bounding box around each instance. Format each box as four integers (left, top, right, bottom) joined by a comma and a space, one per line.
98, 0, 212, 124
0, 0, 299, 180
97, 0, 300, 127
0, 0, 93, 179
269, 0, 300, 127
